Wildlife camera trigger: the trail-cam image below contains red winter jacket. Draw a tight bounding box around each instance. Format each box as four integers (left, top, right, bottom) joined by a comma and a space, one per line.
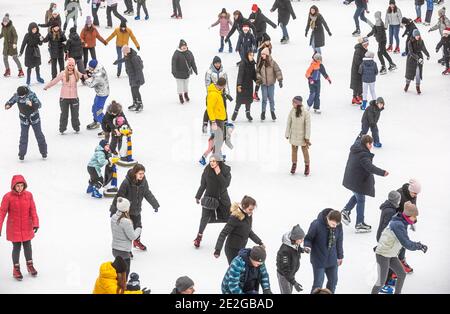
0, 175, 39, 243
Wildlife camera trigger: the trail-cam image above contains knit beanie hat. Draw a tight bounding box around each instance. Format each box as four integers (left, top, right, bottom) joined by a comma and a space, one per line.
69, 26, 77, 34
176, 276, 194, 292
111, 256, 127, 274
17, 86, 28, 97
2, 13, 10, 24
116, 197, 130, 213
360, 36, 369, 44
313, 53, 322, 62
88, 59, 98, 69
120, 20, 127, 29
290, 224, 305, 241
293, 96, 303, 105
99, 139, 108, 148
389, 0, 396, 5
251, 4, 258, 13
250, 246, 266, 263
376, 96, 385, 105
365, 51, 375, 58
403, 201, 419, 217
408, 179, 422, 194
413, 29, 420, 37
212, 56, 221, 64
85, 16, 93, 25
126, 272, 141, 291
388, 191, 401, 208
179, 39, 187, 49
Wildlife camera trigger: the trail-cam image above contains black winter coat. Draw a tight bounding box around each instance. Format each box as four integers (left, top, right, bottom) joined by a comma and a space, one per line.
350, 43, 367, 92
276, 236, 303, 285
342, 138, 386, 197
376, 200, 398, 241
65, 30, 83, 59
38, 15, 62, 32
402, 20, 417, 39
225, 14, 249, 42
117, 49, 145, 87
110, 169, 160, 216
236, 32, 256, 55
215, 207, 263, 252
306, 14, 331, 48
101, 111, 130, 133
397, 183, 417, 213
171, 49, 198, 80
43, 31, 66, 59
367, 24, 387, 44
361, 101, 383, 126
20, 23, 43, 68
405, 38, 430, 81
248, 9, 277, 40
271, 0, 296, 26
236, 56, 256, 105
436, 36, 450, 54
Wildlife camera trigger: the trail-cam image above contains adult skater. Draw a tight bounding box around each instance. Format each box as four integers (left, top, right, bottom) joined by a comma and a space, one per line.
5, 86, 48, 160
344, 0, 374, 37
84, 59, 109, 129
270, 0, 297, 44
304, 209, 343, 294
63, 0, 82, 32
214, 195, 264, 264
404, 29, 430, 94
209, 8, 233, 53
171, 39, 198, 104
44, 3, 58, 27
236, 23, 257, 64
101, 100, 130, 144
90, 0, 102, 26
65, 27, 85, 73
224, 11, 249, 47
1, 14, 24, 78
194, 154, 231, 248
248, 4, 277, 46
414, 0, 425, 23
232, 51, 257, 122
171, 0, 183, 19
123, 0, 135, 16
110, 164, 160, 252
385, 0, 403, 53
106, 0, 126, 29
0, 175, 39, 280
93, 256, 128, 294
221, 246, 272, 294
135, 0, 149, 21
42, 22, 67, 79
285, 96, 311, 176
171, 276, 195, 294
367, 11, 396, 75
341, 135, 389, 232
401, 17, 418, 56
80, 16, 107, 69
276, 225, 305, 294
206, 78, 228, 158
305, 5, 332, 54
19, 23, 45, 85
350, 36, 369, 105
376, 191, 402, 242
436, 28, 450, 74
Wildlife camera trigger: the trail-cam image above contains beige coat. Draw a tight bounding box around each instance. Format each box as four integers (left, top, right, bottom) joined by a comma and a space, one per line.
375, 226, 403, 258
285, 108, 311, 147
256, 56, 283, 86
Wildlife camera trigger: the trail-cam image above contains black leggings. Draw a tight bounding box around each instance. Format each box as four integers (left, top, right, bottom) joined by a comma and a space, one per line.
131, 86, 142, 103
83, 47, 97, 69
51, 57, 64, 79
378, 42, 393, 67
12, 241, 32, 264
198, 207, 216, 234
233, 103, 251, 113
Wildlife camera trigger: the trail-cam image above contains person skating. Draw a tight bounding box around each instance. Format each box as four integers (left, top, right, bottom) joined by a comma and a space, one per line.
87, 140, 118, 198
214, 196, 263, 264
341, 135, 389, 232
210, 8, 233, 53
372, 202, 428, 294
171, 0, 182, 19
276, 224, 305, 294
344, 0, 374, 36
253, 33, 272, 101
0, 175, 39, 280
255, 47, 283, 121
194, 155, 231, 248
270, 0, 296, 44
359, 97, 384, 147
135, 0, 149, 21
221, 246, 272, 294
42, 22, 67, 79
232, 51, 256, 122
385, 0, 402, 53
84, 59, 109, 129
304, 209, 343, 294
123, 0, 135, 16
90, 0, 102, 26
39, 8, 62, 32
63, 0, 82, 32
1, 14, 24, 78
305, 53, 331, 114
401, 17, 418, 56
44, 58, 85, 134
114, 46, 145, 112
206, 78, 228, 158
19, 23, 45, 85
414, 0, 425, 24
111, 197, 141, 278
305, 5, 331, 54
44, 3, 58, 28
248, 4, 277, 46
101, 100, 130, 144
436, 28, 450, 74
350, 36, 369, 105
109, 164, 160, 252
106, 0, 126, 29
108, 114, 132, 161
236, 23, 257, 63
404, 29, 430, 94
358, 51, 378, 110
285, 96, 311, 176
368, 11, 397, 75
80, 16, 107, 69
376, 191, 402, 242
93, 256, 128, 294
106, 20, 140, 77
171, 39, 197, 104
171, 276, 195, 294
65, 27, 85, 73
429, 7, 450, 63
5, 86, 48, 160
224, 10, 250, 47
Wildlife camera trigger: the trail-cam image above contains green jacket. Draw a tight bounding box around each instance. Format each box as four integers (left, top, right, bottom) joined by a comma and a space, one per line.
0, 21, 18, 56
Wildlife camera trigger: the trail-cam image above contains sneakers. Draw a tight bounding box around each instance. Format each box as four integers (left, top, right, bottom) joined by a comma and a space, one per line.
388, 63, 397, 71
304, 164, 310, 176
179, 94, 184, 104
373, 142, 382, 148
270, 111, 277, 120
193, 233, 203, 248
91, 187, 102, 198
380, 285, 394, 294
290, 162, 297, 174
18, 69, 24, 78
3, 68, 11, 77
184, 92, 190, 102
404, 83, 410, 92
13, 264, 23, 281
394, 46, 400, 54
261, 111, 266, 121
341, 209, 351, 225
86, 121, 100, 130
416, 84, 421, 95
400, 259, 413, 274
246, 111, 253, 122
26, 260, 38, 277
386, 45, 393, 52
231, 111, 238, 121
252, 92, 260, 102
86, 185, 94, 194
414, 17, 422, 23
199, 156, 206, 166
380, 66, 387, 75
133, 238, 147, 251
355, 222, 372, 233
352, 29, 361, 37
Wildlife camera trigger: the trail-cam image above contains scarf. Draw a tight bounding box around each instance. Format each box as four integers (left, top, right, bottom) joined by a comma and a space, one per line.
309, 14, 318, 29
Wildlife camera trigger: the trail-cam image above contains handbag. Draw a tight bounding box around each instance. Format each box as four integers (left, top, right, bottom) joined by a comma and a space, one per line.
201, 196, 219, 211
32, 47, 41, 58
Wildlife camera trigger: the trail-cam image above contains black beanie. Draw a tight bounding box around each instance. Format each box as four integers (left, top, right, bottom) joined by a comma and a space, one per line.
120, 20, 127, 29
179, 39, 187, 49
17, 86, 28, 97
70, 26, 76, 34
250, 246, 266, 263
111, 256, 127, 274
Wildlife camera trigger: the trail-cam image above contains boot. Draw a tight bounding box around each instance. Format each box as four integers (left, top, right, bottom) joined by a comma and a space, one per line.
394, 46, 400, 54
388, 63, 397, 71
360, 100, 367, 110
442, 68, 450, 75
145, 15, 149, 20
246, 111, 253, 122
218, 47, 224, 53
252, 92, 260, 102
270, 111, 277, 121
380, 66, 387, 75
260, 111, 266, 121
352, 29, 361, 37
304, 164, 310, 176
414, 17, 422, 23
404, 82, 410, 92
135, 15, 141, 20
416, 84, 421, 95
91, 186, 102, 198
18, 69, 24, 78
170, 12, 177, 18
176, 15, 183, 19
202, 122, 208, 134
199, 156, 206, 166
133, 238, 147, 251
36, 76, 45, 84
290, 163, 297, 174
231, 110, 238, 121
179, 94, 185, 104
3, 68, 11, 77
193, 233, 203, 248
184, 92, 190, 102
86, 121, 100, 130
134, 101, 143, 112
351, 96, 359, 105
400, 259, 413, 274
13, 264, 23, 280
386, 45, 393, 52
86, 184, 94, 194
26, 260, 38, 277
356, 96, 363, 104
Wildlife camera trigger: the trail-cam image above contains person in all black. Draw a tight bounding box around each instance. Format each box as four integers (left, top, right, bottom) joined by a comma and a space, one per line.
367, 11, 396, 74
436, 29, 450, 75
225, 11, 250, 47
19, 23, 45, 85
248, 4, 277, 46
236, 23, 256, 63
194, 155, 231, 248
359, 97, 384, 147
214, 196, 263, 265
270, 0, 296, 44
350, 37, 369, 105
404, 29, 430, 94
400, 17, 418, 56
232, 51, 256, 122
276, 224, 305, 294
65, 27, 85, 73
42, 22, 66, 79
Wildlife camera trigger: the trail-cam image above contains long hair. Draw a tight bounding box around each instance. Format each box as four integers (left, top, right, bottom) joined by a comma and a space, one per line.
295, 103, 303, 118
117, 211, 130, 224
64, 64, 80, 82
387, 5, 397, 14
130, 163, 146, 183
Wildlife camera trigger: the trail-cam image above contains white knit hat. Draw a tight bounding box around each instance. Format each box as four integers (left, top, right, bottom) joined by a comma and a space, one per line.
117, 197, 130, 213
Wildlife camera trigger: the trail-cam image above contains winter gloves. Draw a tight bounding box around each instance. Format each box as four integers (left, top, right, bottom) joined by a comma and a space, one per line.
214, 250, 220, 258
225, 94, 233, 102
154, 207, 159, 213
326, 77, 332, 84
294, 281, 303, 292
279, 80, 283, 88
33, 227, 39, 233
418, 242, 428, 253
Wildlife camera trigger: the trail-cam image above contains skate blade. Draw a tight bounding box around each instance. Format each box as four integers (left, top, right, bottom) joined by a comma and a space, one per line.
103, 192, 118, 198
355, 229, 372, 233
116, 160, 138, 167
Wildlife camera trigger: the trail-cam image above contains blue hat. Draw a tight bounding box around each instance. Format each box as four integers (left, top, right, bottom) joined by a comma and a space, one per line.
99, 140, 108, 148
88, 59, 98, 68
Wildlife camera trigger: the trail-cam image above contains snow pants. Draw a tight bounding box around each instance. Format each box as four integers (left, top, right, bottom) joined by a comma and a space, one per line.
92, 95, 108, 123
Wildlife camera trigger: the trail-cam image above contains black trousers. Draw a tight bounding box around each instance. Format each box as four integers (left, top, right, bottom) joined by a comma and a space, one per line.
124, 0, 134, 12
233, 102, 251, 113
198, 207, 216, 234
87, 166, 104, 188
51, 57, 64, 79
172, 0, 182, 16
83, 47, 96, 69
91, 2, 100, 26
107, 4, 125, 27
130, 214, 142, 229
131, 86, 142, 103
378, 41, 393, 67
110, 134, 123, 155
59, 98, 80, 132
12, 241, 32, 264
225, 246, 241, 265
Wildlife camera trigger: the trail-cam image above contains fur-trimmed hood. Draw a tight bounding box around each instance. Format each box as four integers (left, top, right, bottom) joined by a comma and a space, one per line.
230, 203, 246, 221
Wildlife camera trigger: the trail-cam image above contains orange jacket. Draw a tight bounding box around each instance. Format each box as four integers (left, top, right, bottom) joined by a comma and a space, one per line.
106, 27, 139, 48
305, 60, 321, 79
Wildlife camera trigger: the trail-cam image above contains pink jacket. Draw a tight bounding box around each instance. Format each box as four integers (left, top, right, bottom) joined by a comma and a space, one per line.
45, 71, 82, 99
211, 17, 233, 37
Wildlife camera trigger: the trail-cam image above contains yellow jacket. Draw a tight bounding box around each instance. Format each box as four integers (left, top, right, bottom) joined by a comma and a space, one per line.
93, 262, 120, 294
106, 27, 140, 48
206, 83, 226, 121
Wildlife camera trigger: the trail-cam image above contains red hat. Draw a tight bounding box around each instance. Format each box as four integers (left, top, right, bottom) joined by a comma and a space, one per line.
251, 4, 258, 13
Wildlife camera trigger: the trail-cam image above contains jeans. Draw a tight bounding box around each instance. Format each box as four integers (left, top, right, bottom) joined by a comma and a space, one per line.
261, 84, 275, 112
353, 6, 367, 30
280, 22, 289, 39
425, 9, 433, 23
12, 241, 32, 265
311, 34, 321, 54
362, 82, 376, 101
83, 47, 96, 69
388, 25, 400, 47
415, 5, 422, 18
372, 254, 406, 294
220, 36, 232, 51
116, 46, 123, 76
3, 54, 22, 70
107, 4, 125, 28
360, 120, 380, 144
344, 192, 366, 225
137, 1, 148, 17
311, 265, 338, 294
378, 41, 394, 67
19, 120, 47, 157
277, 272, 294, 294
172, 0, 182, 16
307, 80, 321, 109
92, 95, 108, 123
212, 120, 225, 157
59, 98, 80, 132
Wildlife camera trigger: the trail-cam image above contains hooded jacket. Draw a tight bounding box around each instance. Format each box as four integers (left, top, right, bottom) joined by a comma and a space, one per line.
405, 37, 430, 81
0, 175, 39, 243
397, 183, 417, 213
65, 28, 83, 59
276, 232, 303, 284
45, 67, 82, 99
116, 49, 145, 87
367, 12, 387, 43
171, 48, 198, 79
350, 43, 367, 91
211, 13, 233, 37
225, 13, 251, 42
256, 54, 283, 86
206, 83, 226, 122
358, 57, 378, 83
6, 88, 42, 126
0, 20, 18, 56
271, 0, 296, 26
248, 8, 277, 40
93, 262, 120, 294
236, 31, 256, 54
20, 23, 43, 68
361, 100, 383, 127
236, 54, 256, 104
205, 60, 230, 95
88, 145, 109, 176
430, 7, 450, 36
376, 199, 398, 242
85, 64, 109, 96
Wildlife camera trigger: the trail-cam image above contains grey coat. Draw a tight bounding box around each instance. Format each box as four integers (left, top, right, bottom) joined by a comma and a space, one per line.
385, 8, 402, 27
205, 63, 230, 95
429, 8, 450, 36
86, 65, 109, 96
111, 212, 141, 252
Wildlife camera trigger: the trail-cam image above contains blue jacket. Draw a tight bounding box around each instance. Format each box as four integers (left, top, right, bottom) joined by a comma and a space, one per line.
426, 0, 434, 11
389, 214, 422, 251
358, 58, 378, 83
304, 208, 344, 268
6, 89, 42, 126
88, 145, 109, 176
221, 248, 270, 294
309, 64, 329, 82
